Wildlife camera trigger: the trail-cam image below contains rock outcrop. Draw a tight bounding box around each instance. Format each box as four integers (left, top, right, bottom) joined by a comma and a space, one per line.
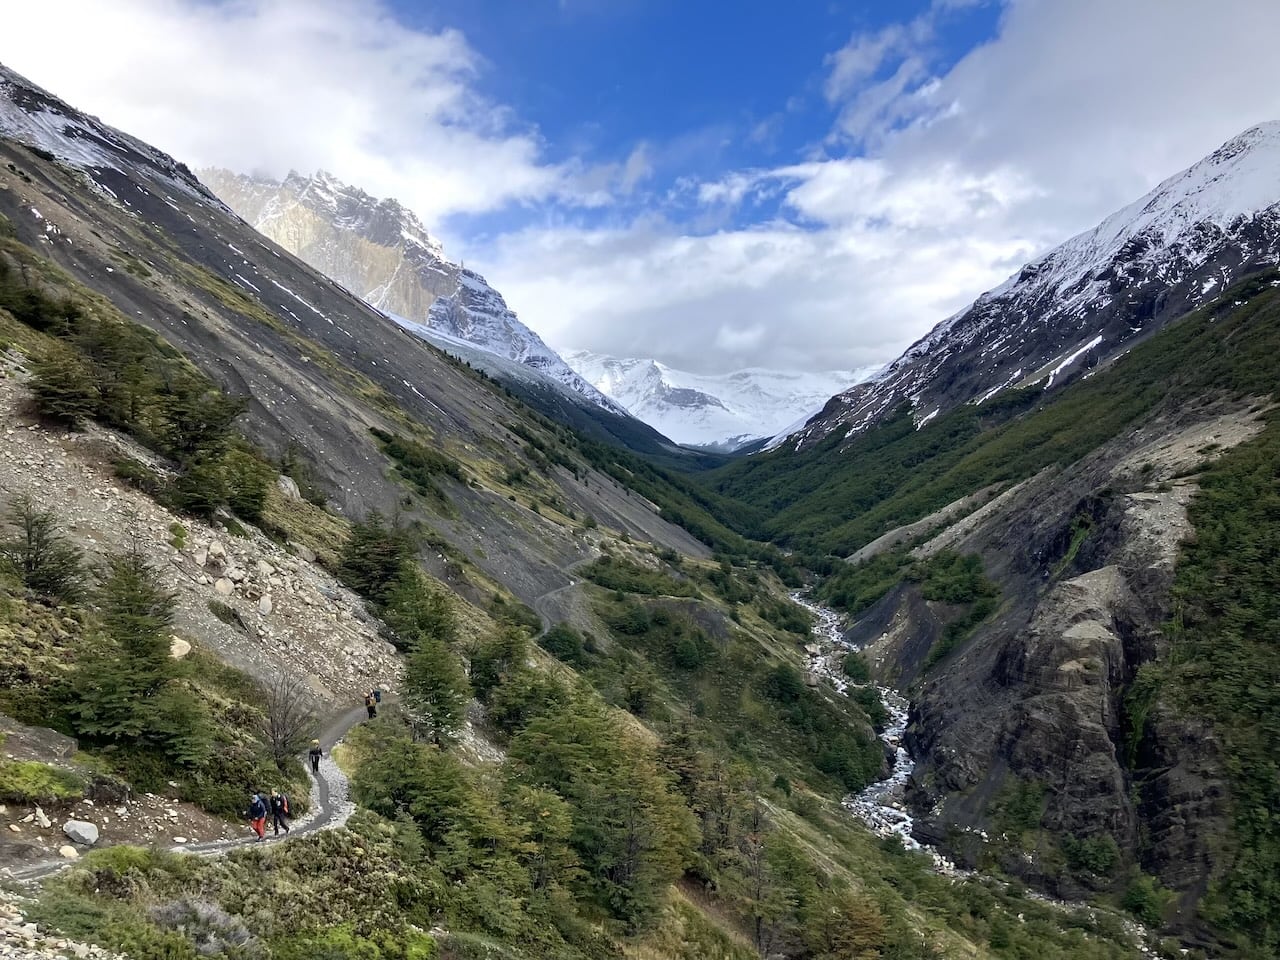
61, 821, 98, 846
851, 402, 1261, 909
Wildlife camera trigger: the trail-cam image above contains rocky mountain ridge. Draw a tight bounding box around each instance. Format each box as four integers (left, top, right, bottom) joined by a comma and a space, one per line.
565, 349, 878, 450
780, 121, 1280, 450
201, 168, 628, 417
0, 62, 708, 610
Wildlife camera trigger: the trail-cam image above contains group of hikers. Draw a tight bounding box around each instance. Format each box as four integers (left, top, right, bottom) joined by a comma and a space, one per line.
245, 684, 385, 842
245, 788, 292, 842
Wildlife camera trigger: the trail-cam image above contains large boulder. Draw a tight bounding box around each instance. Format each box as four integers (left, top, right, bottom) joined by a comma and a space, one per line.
62, 819, 99, 846
277, 475, 302, 501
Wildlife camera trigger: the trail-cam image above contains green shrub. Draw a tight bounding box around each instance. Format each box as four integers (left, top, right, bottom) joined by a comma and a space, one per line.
0, 494, 86, 602
1122, 872, 1172, 926
581, 556, 697, 597
539, 623, 588, 668
114, 458, 170, 500
1063, 834, 1120, 875
207, 598, 247, 632
0, 759, 85, 803
842, 651, 871, 683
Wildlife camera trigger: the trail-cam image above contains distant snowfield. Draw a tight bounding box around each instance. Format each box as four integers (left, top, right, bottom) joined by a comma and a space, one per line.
565, 350, 882, 449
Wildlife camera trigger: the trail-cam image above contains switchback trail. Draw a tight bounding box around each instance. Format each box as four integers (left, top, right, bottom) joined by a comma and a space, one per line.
3, 555, 596, 885
1, 701, 371, 884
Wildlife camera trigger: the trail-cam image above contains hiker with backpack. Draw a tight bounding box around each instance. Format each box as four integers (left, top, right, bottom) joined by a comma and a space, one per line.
246, 792, 268, 842
365, 690, 378, 720
309, 739, 323, 774
270, 789, 291, 836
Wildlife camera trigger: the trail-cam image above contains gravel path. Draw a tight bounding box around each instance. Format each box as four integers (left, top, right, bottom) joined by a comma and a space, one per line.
1, 703, 369, 885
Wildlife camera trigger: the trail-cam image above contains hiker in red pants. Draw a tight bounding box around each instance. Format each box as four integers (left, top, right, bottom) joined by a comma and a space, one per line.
246, 792, 268, 842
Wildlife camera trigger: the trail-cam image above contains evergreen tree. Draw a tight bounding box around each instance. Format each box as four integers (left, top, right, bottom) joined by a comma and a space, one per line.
29, 344, 97, 427
469, 625, 528, 701
338, 512, 414, 605
509, 698, 696, 926
405, 637, 470, 746
70, 542, 189, 749
156, 374, 245, 458
0, 494, 86, 603
382, 567, 456, 650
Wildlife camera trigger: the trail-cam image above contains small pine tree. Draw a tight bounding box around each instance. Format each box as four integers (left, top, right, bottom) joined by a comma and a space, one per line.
157, 375, 245, 458
339, 512, 414, 604
0, 494, 86, 603
405, 637, 470, 746
171, 454, 228, 517
382, 567, 457, 650
222, 445, 275, 521
70, 541, 185, 746
29, 344, 97, 427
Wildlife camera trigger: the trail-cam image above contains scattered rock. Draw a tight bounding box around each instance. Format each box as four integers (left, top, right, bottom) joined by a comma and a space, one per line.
259, 595, 273, 616
277, 475, 302, 501
226, 566, 246, 583
291, 541, 317, 563
7, 824, 18, 833
208, 540, 226, 561
62, 819, 99, 846
173, 836, 187, 844
214, 578, 234, 596
256, 559, 275, 578
34, 806, 50, 829
58, 844, 80, 859
193, 547, 208, 567
169, 636, 192, 659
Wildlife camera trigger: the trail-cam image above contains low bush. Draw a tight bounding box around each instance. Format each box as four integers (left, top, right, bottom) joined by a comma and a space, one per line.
0, 759, 85, 804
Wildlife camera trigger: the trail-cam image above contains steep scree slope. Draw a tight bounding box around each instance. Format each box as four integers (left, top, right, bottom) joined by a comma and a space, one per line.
0, 63, 709, 605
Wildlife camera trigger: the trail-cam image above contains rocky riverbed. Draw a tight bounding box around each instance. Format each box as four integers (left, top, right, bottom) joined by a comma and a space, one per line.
792, 593, 959, 873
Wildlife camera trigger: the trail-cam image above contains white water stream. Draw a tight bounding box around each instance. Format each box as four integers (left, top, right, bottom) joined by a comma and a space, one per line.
791, 592, 958, 873
791, 593, 1156, 948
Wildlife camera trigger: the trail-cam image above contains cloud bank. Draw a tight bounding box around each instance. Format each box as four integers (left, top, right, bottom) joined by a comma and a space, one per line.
4, 0, 1280, 374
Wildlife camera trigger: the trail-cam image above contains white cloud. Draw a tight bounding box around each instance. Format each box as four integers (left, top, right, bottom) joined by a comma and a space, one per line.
4, 0, 1279, 378
0, 0, 586, 226
480, 0, 1280, 373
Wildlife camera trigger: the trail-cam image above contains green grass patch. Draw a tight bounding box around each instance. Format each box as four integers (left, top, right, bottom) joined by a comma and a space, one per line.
0, 758, 85, 803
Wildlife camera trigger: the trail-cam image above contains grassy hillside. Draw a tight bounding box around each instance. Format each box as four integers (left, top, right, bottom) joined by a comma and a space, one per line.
706, 269, 1280, 561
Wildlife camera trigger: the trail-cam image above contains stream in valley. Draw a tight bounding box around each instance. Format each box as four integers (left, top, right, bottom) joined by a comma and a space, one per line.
790, 592, 958, 874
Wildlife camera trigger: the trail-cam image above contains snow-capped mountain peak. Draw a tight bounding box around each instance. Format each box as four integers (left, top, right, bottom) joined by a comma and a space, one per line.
566, 350, 879, 450
202, 168, 622, 416
784, 121, 1280, 450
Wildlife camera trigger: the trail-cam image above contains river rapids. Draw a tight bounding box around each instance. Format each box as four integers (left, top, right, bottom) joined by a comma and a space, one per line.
790, 592, 958, 874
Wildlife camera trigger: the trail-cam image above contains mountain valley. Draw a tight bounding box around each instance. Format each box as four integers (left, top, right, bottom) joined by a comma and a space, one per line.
0, 51, 1276, 960
564, 350, 879, 450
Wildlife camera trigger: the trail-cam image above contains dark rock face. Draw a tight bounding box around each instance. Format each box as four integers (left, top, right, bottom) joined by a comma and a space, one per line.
855, 404, 1248, 912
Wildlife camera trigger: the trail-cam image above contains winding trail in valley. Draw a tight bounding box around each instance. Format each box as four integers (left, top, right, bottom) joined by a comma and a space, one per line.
3, 557, 599, 886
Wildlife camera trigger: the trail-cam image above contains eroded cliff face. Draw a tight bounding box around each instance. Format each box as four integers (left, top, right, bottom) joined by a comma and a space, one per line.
850, 402, 1263, 911
201, 169, 455, 320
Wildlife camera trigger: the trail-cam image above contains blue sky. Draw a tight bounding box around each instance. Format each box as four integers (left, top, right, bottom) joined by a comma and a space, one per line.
399, 0, 1001, 237
5, 1, 1280, 374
